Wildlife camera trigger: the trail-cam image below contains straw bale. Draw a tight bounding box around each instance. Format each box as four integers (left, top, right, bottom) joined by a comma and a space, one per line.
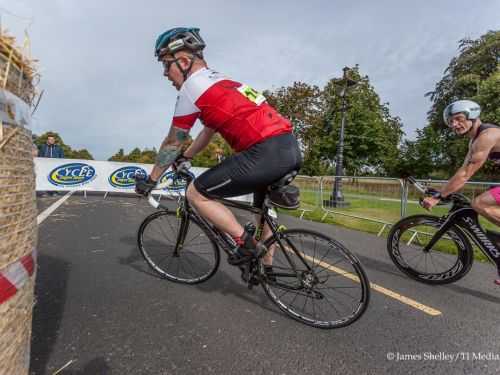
0, 121, 37, 375
0, 276, 35, 375
0, 124, 36, 269
0, 30, 38, 105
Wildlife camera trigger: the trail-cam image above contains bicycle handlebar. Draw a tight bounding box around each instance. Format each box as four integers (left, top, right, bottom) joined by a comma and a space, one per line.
407, 176, 427, 194
145, 168, 193, 209
405, 176, 470, 206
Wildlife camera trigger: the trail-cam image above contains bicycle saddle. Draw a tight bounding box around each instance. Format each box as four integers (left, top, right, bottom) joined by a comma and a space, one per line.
269, 170, 298, 190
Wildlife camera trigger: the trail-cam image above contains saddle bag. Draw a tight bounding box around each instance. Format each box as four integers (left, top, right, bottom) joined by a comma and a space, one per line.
268, 184, 300, 209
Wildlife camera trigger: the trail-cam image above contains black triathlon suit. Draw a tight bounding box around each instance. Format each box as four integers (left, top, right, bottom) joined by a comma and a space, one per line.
194, 133, 302, 208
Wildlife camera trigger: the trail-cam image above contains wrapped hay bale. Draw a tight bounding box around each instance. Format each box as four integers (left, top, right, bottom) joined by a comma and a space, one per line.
0, 29, 38, 375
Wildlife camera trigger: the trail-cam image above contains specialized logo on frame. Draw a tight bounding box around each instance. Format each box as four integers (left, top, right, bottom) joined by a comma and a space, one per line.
109, 166, 147, 189
48, 163, 97, 187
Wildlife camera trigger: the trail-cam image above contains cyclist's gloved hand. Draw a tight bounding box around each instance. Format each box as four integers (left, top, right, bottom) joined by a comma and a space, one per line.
135, 175, 157, 196
421, 190, 442, 210
173, 154, 192, 173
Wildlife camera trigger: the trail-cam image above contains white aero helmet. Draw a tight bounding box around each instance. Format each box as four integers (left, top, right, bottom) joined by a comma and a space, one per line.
443, 100, 481, 125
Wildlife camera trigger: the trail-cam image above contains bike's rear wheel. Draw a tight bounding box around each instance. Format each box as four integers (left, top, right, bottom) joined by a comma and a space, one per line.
261, 229, 370, 329
387, 215, 473, 284
138, 210, 220, 284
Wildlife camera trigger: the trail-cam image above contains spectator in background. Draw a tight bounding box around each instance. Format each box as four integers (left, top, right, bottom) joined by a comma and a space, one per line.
38, 134, 64, 158
38, 133, 64, 197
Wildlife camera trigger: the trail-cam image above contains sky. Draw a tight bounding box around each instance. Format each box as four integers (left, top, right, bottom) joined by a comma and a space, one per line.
2, 0, 499, 160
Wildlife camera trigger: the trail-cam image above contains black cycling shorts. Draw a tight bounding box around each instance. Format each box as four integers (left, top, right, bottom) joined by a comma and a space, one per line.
193, 133, 302, 208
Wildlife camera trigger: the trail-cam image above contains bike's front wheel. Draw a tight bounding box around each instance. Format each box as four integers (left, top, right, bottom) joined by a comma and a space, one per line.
387, 215, 473, 284
261, 229, 370, 329
138, 210, 220, 284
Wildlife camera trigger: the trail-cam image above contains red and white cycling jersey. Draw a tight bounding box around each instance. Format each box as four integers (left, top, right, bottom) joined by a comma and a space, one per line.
172, 68, 292, 152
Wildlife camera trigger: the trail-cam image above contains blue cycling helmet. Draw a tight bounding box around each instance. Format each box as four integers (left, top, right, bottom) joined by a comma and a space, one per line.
155, 27, 205, 60
443, 100, 481, 125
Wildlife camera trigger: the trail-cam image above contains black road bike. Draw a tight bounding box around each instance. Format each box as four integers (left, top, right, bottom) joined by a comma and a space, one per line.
137, 169, 370, 328
387, 177, 500, 284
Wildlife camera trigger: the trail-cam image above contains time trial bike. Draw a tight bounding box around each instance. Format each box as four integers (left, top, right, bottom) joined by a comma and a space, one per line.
387, 176, 500, 284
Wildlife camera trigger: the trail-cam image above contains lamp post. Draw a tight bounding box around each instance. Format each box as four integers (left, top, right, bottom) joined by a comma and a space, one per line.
324, 67, 357, 208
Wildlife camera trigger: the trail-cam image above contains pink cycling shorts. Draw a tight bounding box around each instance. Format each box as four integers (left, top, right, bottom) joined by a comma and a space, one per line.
490, 186, 500, 205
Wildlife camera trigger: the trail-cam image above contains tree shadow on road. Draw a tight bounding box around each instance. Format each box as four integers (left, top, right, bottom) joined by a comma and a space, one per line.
118, 233, 277, 316
444, 284, 500, 304
357, 251, 500, 304
30, 254, 70, 375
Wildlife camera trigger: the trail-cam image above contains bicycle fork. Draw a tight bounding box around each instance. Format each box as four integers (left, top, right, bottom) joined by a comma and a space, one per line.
173, 211, 190, 257
422, 208, 475, 253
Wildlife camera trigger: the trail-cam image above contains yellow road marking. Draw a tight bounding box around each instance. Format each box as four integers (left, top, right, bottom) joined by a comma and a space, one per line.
298, 252, 442, 316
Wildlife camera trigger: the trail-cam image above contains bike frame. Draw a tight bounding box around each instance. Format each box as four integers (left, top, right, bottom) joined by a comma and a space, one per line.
405, 174, 500, 270
152, 172, 313, 282
423, 204, 500, 269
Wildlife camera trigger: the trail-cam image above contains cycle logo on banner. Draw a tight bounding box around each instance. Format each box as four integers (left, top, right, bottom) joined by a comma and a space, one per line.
48, 163, 97, 187
159, 170, 195, 192
109, 166, 147, 189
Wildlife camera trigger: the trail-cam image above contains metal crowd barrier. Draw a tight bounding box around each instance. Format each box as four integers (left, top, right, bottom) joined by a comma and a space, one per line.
293, 175, 321, 219
291, 175, 499, 234
319, 176, 404, 236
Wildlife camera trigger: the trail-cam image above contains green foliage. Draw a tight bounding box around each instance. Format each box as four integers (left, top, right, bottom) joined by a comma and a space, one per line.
108, 147, 157, 164
266, 66, 404, 176
405, 30, 500, 180
191, 133, 232, 167
34, 132, 94, 160
107, 133, 231, 167
426, 31, 500, 126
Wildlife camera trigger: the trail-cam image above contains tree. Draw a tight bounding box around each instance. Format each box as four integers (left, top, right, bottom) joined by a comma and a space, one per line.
108, 147, 157, 163
138, 148, 157, 164
106, 134, 232, 167
320, 67, 404, 176
70, 149, 94, 160
405, 30, 500, 180
191, 133, 232, 168
265, 82, 327, 175
108, 148, 125, 162
266, 66, 404, 176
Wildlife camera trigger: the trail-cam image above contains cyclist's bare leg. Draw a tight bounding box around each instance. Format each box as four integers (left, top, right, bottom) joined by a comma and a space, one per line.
472, 191, 500, 226
186, 183, 244, 238
472, 191, 500, 285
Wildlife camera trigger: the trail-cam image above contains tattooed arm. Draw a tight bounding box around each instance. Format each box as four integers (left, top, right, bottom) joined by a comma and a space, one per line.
150, 126, 189, 181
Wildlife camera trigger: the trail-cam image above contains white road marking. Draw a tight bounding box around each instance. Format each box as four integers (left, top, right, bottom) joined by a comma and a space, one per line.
37, 191, 74, 225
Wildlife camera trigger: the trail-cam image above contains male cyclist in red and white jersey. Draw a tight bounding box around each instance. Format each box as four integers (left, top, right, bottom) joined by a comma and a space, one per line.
135, 27, 302, 269
422, 100, 500, 226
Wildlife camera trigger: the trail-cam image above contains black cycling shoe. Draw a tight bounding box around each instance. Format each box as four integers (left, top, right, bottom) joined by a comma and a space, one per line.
228, 230, 258, 266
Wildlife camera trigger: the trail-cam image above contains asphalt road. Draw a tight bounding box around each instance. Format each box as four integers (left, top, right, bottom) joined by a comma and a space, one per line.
30, 194, 500, 375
